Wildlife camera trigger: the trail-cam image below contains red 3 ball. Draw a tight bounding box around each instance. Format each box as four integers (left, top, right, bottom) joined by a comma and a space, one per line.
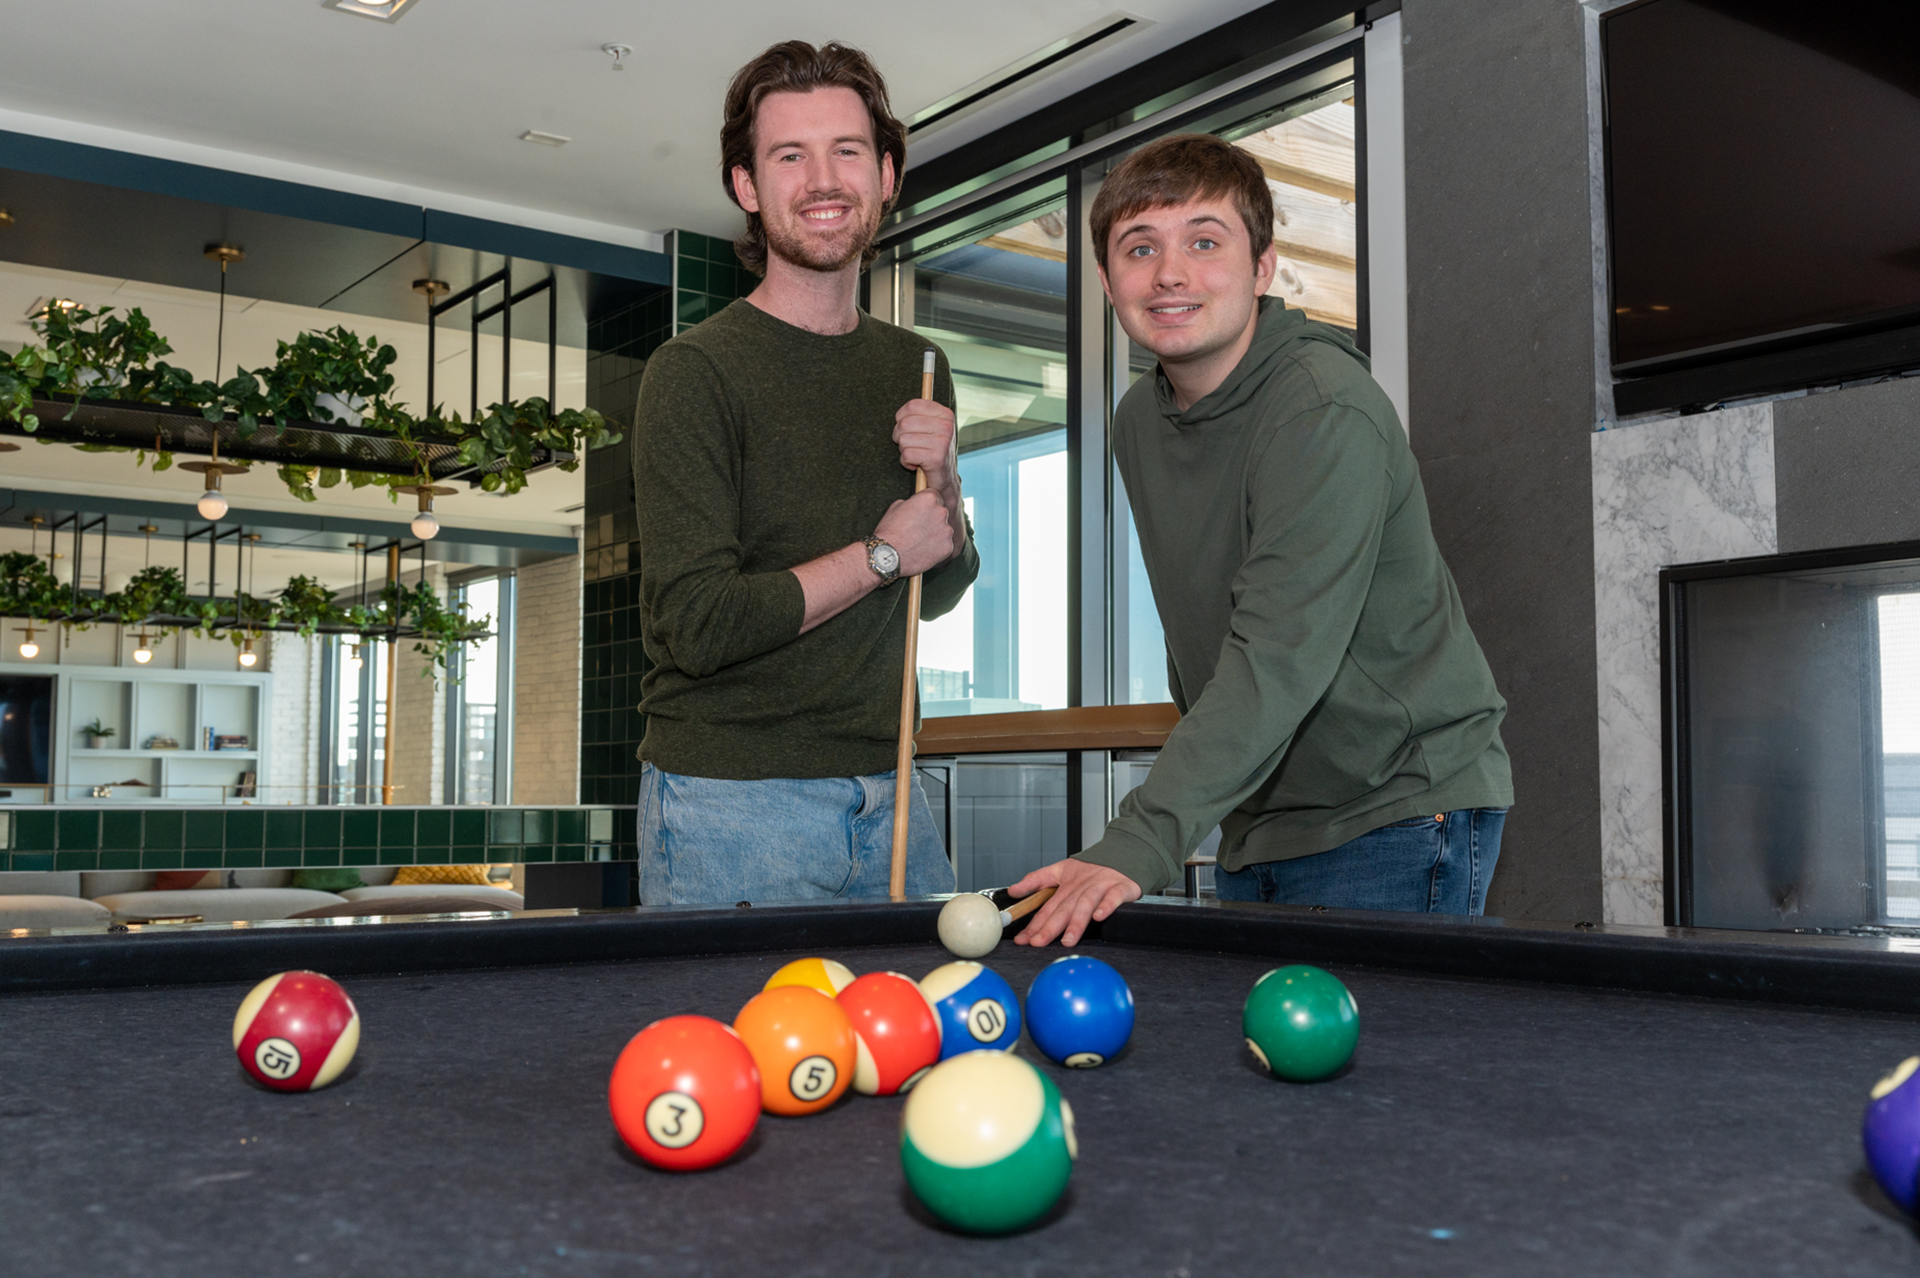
837, 970, 942, 1096
609, 1015, 762, 1171
232, 970, 360, 1092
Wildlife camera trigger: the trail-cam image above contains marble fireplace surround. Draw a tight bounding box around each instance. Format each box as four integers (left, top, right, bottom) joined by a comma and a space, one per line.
1590, 406, 1777, 925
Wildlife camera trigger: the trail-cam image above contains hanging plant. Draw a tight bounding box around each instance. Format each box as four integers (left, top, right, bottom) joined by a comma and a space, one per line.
384, 579, 490, 676
0, 552, 65, 621
0, 304, 620, 500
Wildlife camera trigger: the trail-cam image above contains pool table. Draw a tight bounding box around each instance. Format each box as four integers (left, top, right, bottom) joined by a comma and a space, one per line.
5, 898, 1920, 1275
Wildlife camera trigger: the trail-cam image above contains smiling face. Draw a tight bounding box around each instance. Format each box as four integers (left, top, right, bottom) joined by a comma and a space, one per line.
731, 86, 895, 275
1098, 195, 1277, 379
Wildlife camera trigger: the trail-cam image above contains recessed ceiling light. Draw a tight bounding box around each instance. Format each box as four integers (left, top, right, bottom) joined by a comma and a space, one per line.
321, 0, 420, 23
520, 130, 571, 148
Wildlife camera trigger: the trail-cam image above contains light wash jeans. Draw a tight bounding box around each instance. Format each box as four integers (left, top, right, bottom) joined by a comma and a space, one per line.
636, 762, 956, 905
1213, 808, 1508, 915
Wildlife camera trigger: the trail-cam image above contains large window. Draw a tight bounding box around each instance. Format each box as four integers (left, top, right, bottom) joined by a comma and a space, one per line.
324, 636, 386, 805
910, 205, 1071, 715
445, 573, 514, 804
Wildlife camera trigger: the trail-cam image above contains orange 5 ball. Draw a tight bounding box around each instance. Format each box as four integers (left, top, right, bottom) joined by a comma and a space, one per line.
733, 986, 857, 1115
609, 1015, 762, 1171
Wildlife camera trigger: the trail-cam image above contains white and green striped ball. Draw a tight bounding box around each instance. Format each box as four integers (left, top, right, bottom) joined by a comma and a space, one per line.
899, 1051, 1077, 1234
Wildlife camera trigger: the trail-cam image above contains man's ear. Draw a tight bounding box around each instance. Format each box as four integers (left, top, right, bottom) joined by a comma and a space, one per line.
1252, 242, 1278, 298
731, 164, 761, 214
880, 150, 897, 201
1095, 260, 1115, 307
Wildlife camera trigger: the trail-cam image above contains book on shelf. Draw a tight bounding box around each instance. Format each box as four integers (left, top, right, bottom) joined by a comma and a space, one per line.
236, 770, 257, 799
214, 735, 251, 751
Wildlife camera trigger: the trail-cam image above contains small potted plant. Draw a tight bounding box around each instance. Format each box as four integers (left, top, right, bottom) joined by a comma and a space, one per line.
81, 719, 115, 749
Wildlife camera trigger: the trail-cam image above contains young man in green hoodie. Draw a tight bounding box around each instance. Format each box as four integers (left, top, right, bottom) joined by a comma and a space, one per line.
1012, 133, 1513, 947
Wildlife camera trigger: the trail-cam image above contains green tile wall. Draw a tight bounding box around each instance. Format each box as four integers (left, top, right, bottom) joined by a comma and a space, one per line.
0, 806, 625, 871
581, 231, 754, 828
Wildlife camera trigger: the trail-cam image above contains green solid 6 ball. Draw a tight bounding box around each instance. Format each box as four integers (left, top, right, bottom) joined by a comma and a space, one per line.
1242, 965, 1358, 1082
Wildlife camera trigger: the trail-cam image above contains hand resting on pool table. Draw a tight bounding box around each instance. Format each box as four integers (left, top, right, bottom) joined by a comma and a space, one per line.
1007, 859, 1142, 948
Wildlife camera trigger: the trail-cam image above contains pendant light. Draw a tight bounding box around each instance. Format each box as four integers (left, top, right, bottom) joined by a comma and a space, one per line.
16, 624, 39, 660
397, 484, 455, 540
180, 433, 249, 520
132, 631, 155, 664
237, 533, 261, 668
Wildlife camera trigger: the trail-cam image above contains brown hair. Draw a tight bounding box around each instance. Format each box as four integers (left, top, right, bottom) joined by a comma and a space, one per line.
1089, 133, 1274, 272
719, 41, 908, 276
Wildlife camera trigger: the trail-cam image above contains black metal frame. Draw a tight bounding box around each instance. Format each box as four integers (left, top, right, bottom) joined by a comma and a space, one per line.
1659, 537, 1920, 926
426, 265, 558, 424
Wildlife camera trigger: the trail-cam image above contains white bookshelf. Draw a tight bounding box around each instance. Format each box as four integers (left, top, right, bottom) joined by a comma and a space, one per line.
1, 662, 271, 804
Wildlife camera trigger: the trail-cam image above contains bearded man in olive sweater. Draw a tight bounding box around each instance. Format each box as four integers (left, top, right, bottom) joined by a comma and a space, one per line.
1013, 134, 1513, 946
630, 41, 978, 904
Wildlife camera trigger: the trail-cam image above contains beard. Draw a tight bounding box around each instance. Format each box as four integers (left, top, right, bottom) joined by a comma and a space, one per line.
760, 189, 882, 273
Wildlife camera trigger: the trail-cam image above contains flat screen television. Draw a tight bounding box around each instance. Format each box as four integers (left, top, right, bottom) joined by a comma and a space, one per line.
1603, 1, 1920, 406
0, 675, 53, 790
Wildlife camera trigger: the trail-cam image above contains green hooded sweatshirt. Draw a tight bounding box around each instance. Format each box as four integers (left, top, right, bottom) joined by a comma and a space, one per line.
1077, 298, 1513, 894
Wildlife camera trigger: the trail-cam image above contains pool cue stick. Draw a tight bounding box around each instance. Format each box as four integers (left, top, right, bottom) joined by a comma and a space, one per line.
998, 885, 1057, 926
890, 348, 938, 900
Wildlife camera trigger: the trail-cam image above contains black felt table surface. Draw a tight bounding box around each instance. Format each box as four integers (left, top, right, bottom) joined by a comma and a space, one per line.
4, 939, 1920, 1276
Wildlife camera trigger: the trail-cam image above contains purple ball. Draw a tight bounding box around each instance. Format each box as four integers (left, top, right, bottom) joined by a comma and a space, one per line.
1863, 1057, 1920, 1214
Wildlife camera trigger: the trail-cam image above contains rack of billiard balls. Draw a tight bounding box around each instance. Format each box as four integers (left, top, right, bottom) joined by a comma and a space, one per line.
230, 952, 1373, 1235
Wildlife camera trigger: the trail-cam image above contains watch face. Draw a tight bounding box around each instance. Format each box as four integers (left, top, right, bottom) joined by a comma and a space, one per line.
874, 543, 901, 575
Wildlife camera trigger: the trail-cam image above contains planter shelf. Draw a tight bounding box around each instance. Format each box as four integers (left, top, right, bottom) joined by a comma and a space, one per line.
1, 395, 573, 487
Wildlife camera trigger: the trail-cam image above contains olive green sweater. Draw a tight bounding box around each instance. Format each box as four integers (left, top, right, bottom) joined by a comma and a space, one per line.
631, 300, 979, 780
1079, 299, 1513, 894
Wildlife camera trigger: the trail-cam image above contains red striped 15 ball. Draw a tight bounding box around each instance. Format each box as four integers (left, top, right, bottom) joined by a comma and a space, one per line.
837, 971, 941, 1096
232, 970, 360, 1092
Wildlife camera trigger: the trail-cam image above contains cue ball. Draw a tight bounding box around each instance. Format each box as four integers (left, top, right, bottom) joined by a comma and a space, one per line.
733, 986, 857, 1115
764, 956, 857, 998
232, 970, 360, 1092
937, 893, 1003, 959
608, 1015, 761, 1171
900, 1051, 1077, 1234
1864, 1055, 1920, 1213
920, 961, 1023, 1058
837, 971, 943, 1096
1242, 965, 1358, 1082
1025, 955, 1134, 1068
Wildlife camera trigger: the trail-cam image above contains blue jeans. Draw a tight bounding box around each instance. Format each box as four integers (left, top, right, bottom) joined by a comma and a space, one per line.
1213, 808, 1507, 915
636, 763, 956, 905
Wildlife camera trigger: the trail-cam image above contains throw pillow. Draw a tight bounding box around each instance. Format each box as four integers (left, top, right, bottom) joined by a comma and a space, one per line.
291, 867, 367, 892
393, 864, 492, 886
153, 870, 224, 890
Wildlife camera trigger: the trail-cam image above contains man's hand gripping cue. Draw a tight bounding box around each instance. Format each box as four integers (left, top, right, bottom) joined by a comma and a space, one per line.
1008, 859, 1143, 948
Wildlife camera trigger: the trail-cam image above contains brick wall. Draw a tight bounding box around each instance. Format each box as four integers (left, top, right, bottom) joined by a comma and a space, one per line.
512, 551, 582, 804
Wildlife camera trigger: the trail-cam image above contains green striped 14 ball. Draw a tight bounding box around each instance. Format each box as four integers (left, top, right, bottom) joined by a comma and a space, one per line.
899, 1051, 1077, 1234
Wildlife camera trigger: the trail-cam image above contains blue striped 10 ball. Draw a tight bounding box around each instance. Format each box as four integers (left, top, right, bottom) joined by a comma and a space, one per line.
919, 961, 1021, 1058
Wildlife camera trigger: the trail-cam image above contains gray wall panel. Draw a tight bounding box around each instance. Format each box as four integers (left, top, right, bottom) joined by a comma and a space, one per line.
1403, 0, 1602, 919
1776, 379, 1920, 554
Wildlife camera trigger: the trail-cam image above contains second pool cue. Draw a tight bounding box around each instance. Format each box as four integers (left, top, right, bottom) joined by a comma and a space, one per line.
890, 348, 938, 900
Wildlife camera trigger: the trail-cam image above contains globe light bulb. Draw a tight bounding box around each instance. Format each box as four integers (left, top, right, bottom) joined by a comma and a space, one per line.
198, 489, 229, 520
134, 645, 152, 664
19, 638, 39, 660
238, 639, 257, 668
347, 643, 364, 672
411, 510, 440, 540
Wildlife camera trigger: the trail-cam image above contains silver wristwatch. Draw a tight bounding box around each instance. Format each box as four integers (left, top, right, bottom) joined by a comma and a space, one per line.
864, 535, 901, 584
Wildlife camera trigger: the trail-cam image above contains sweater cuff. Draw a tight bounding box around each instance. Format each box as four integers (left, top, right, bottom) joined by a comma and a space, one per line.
1074, 828, 1173, 896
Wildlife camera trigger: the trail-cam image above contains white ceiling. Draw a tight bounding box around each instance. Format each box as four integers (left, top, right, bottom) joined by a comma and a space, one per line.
0, 0, 1276, 244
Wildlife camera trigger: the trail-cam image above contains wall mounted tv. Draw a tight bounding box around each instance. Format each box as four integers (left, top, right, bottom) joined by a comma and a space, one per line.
0, 674, 53, 792
1603, 0, 1920, 414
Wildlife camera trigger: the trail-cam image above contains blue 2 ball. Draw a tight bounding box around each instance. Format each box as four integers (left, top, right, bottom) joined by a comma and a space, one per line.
1865, 1056, 1920, 1212
1025, 955, 1134, 1068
